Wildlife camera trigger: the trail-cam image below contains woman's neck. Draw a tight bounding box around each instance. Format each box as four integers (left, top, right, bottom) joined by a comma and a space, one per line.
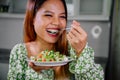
35, 38, 55, 52
26, 38, 55, 58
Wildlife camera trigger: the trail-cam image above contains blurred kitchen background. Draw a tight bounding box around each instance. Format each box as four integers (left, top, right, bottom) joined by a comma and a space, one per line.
0, 0, 119, 80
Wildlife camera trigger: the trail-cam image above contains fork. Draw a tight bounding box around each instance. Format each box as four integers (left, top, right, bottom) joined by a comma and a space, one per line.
62, 27, 71, 31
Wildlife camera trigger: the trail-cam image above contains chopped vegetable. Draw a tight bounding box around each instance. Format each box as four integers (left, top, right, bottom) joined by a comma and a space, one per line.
30, 50, 68, 62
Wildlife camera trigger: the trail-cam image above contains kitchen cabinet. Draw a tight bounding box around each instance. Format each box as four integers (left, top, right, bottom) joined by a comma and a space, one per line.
0, 0, 112, 21
9, 0, 27, 13
66, 0, 112, 21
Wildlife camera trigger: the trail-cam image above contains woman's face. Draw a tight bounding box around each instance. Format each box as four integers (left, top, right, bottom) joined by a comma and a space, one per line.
33, 0, 67, 43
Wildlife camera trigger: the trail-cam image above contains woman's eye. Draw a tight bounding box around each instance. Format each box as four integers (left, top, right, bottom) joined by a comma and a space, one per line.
60, 16, 66, 19
45, 14, 52, 17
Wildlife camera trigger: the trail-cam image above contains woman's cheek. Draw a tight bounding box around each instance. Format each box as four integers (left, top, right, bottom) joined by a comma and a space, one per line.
61, 20, 67, 28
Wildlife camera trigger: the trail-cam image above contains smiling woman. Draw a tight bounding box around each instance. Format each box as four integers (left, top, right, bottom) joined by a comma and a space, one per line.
7, 0, 104, 80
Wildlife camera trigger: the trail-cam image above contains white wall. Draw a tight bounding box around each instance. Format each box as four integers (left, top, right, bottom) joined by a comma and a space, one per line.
0, 18, 23, 49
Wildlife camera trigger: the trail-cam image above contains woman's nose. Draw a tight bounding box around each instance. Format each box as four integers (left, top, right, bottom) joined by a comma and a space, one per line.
52, 17, 60, 26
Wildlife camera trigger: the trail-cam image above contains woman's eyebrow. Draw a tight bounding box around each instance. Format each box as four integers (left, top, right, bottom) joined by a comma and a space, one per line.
44, 10, 65, 15
44, 10, 53, 14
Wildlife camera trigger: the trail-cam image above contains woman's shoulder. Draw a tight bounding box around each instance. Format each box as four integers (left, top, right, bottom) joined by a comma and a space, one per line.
10, 43, 26, 55
12, 43, 25, 50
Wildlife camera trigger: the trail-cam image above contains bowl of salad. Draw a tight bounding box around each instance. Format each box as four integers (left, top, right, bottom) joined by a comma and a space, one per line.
27, 50, 73, 66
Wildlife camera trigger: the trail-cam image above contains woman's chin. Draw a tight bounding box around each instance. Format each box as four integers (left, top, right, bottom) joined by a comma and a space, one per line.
48, 40, 58, 44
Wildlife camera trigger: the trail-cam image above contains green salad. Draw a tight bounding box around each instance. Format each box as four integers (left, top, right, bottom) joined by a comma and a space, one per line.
30, 50, 69, 62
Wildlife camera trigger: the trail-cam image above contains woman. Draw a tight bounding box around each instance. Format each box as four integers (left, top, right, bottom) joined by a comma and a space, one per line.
7, 0, 104, 80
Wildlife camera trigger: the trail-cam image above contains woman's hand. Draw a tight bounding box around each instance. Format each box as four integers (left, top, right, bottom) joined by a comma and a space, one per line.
67, 20, 87, 56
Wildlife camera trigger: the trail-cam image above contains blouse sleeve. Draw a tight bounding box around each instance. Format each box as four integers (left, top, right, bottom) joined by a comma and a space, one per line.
7, 44, 27, 80
69, 43, 104, 80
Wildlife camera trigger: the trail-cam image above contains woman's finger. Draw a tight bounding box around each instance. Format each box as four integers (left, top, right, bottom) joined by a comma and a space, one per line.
72, 20, 80, 26
72, 24, 87, 37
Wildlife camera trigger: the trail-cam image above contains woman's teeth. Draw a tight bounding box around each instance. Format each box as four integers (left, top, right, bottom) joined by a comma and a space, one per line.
47, 29, 59, 34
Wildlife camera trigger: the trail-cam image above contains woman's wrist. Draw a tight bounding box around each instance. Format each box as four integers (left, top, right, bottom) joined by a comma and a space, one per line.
75, 43, 87, 57
75, 47, 84, 57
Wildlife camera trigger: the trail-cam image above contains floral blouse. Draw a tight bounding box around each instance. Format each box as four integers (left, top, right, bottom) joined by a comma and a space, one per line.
7, 43, 104, 80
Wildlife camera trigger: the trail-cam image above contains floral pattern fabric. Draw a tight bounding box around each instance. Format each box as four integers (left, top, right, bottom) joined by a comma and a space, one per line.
7, 43, 104, 80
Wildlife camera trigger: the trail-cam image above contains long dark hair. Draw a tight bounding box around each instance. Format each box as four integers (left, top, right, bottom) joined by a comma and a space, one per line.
24, 0, 70, 79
